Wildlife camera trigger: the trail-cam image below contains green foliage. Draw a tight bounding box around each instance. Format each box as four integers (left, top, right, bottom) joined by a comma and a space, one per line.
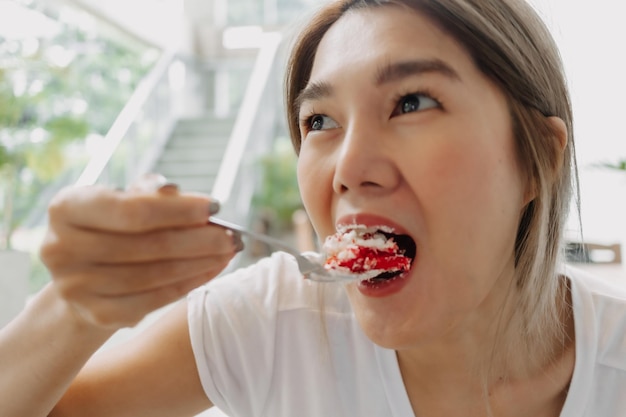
0, 144, 11, 168
608, 160, 626, 171
0, 71, 23, 127
252, 138, 303, 231
0, 1, 156, 252
597, 159, 626, 172
44, 116, 90, 142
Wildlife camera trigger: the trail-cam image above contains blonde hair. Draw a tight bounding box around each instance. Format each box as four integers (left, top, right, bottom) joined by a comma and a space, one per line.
285, 0, 578, 375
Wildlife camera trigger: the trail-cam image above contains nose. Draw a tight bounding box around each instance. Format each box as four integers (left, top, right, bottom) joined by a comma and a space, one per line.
332, 123, 400, 195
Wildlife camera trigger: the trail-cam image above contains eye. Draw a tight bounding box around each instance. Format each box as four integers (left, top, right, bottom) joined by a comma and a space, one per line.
392, 93, 439, 117
307, 114, 340, 131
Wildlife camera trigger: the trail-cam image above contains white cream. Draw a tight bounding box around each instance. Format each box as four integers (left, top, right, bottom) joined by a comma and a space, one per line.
323, 226, 397, 256
323, 226, 405, 280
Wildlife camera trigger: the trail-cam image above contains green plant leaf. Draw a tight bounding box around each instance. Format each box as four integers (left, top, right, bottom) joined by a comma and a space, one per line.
44, 116, 90, 144
25, 142, 65, 180
597, 159, 626, 171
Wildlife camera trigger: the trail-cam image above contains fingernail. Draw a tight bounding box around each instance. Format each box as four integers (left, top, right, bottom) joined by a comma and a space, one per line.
233, 232, 245, 253
157, 182, 180, 195
209, 201, 220, 215
226, 229, 245, 253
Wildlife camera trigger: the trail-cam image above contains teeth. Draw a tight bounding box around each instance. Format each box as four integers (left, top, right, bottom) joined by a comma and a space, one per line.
336, 224, 395, 235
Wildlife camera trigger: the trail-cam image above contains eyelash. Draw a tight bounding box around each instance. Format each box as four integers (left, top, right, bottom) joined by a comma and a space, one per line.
299, 106, 331, 134
298, 88, 442, 134
390, 88, 442, 115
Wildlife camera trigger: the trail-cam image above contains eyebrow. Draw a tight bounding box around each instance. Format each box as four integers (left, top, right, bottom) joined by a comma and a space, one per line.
295, 81, 333, 109
375, 58, 461, 85
296, 58, 461, 109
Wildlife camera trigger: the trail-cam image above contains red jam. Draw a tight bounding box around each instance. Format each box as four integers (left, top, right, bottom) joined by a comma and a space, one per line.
325, 246, 411, 274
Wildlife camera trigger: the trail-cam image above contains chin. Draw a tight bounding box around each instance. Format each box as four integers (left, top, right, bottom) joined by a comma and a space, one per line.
346, 291, 424, 348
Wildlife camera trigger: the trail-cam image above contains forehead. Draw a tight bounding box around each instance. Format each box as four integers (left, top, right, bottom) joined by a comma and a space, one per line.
310, 5, 475, 82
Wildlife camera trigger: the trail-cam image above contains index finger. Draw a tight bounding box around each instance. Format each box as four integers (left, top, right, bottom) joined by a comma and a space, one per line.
48, 185, 218, 233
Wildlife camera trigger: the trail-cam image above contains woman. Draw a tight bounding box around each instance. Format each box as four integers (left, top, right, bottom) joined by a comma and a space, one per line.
1, 0, 625, 416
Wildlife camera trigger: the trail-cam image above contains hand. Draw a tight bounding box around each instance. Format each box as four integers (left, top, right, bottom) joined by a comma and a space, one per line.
40, 176, 242, 329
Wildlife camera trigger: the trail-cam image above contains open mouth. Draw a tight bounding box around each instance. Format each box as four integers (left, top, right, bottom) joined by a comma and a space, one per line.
322, 226, 417, 282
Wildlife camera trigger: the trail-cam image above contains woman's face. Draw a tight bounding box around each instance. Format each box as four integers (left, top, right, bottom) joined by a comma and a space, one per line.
296, 6, 529, 349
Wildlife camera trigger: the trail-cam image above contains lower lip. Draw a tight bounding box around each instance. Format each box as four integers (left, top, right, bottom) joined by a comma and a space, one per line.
355, 272, 411, 298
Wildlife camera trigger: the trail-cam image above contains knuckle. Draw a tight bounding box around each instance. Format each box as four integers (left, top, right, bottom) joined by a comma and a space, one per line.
47, 187, 73, 221
113, 196, 155, 231
38, 234, 58, 265
39, 231, 73, 271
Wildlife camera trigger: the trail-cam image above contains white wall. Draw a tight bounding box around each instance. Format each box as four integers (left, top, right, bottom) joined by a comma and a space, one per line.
530, 0, 626, 247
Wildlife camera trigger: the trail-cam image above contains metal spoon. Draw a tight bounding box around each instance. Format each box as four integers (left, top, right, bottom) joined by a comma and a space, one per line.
208, 216, 357, 282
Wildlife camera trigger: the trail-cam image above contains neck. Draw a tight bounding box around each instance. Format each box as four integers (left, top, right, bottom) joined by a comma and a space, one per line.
396, 274, 575, 417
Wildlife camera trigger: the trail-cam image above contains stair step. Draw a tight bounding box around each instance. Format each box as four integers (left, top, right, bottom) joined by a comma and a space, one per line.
159, 148, 226, 162
173, 118, 235, 136
172, 126, 232, 137
155, 161, 221, 176
166, 136, 229, 149
150, 116, 235, 196
177, 116, 235, 126
158, 155, 224, 164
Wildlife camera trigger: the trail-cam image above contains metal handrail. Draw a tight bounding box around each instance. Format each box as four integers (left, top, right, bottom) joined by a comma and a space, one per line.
75, 30, 283, 219
211, 32, 282, 203
74, 50, 177, 187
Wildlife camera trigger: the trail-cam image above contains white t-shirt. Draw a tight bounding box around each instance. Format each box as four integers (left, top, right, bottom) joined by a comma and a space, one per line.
187, 252, 626, 416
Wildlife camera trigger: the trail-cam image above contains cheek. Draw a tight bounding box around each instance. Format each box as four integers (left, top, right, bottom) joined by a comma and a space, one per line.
296, 149, 334, 237
408, 134, 525, 240
296, 153, 314, 212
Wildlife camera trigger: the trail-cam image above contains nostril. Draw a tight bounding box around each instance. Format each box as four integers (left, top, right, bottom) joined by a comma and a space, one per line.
336, 181, 383, 194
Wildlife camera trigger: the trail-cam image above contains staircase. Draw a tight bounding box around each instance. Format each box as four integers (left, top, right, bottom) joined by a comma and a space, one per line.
153, 116, 235, 195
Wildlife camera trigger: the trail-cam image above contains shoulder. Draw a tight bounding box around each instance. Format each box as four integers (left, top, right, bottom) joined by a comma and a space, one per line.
186, 251, 352, 368
565, 264, 626, 309
185, 252, 358, 416
565, 264, 626, 368
560, 265, 626, 415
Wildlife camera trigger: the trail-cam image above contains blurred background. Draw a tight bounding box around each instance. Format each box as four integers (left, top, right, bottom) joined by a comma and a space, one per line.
0, 0, 623, 415
0, 0, 624, 403
0, 0, 315, 303
531, 0, 626, 268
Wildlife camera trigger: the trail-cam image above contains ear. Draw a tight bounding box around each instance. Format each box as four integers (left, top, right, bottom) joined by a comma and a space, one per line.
547, 116, 568, 153
522, 116, 568, 206
546, 116, 568, 181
